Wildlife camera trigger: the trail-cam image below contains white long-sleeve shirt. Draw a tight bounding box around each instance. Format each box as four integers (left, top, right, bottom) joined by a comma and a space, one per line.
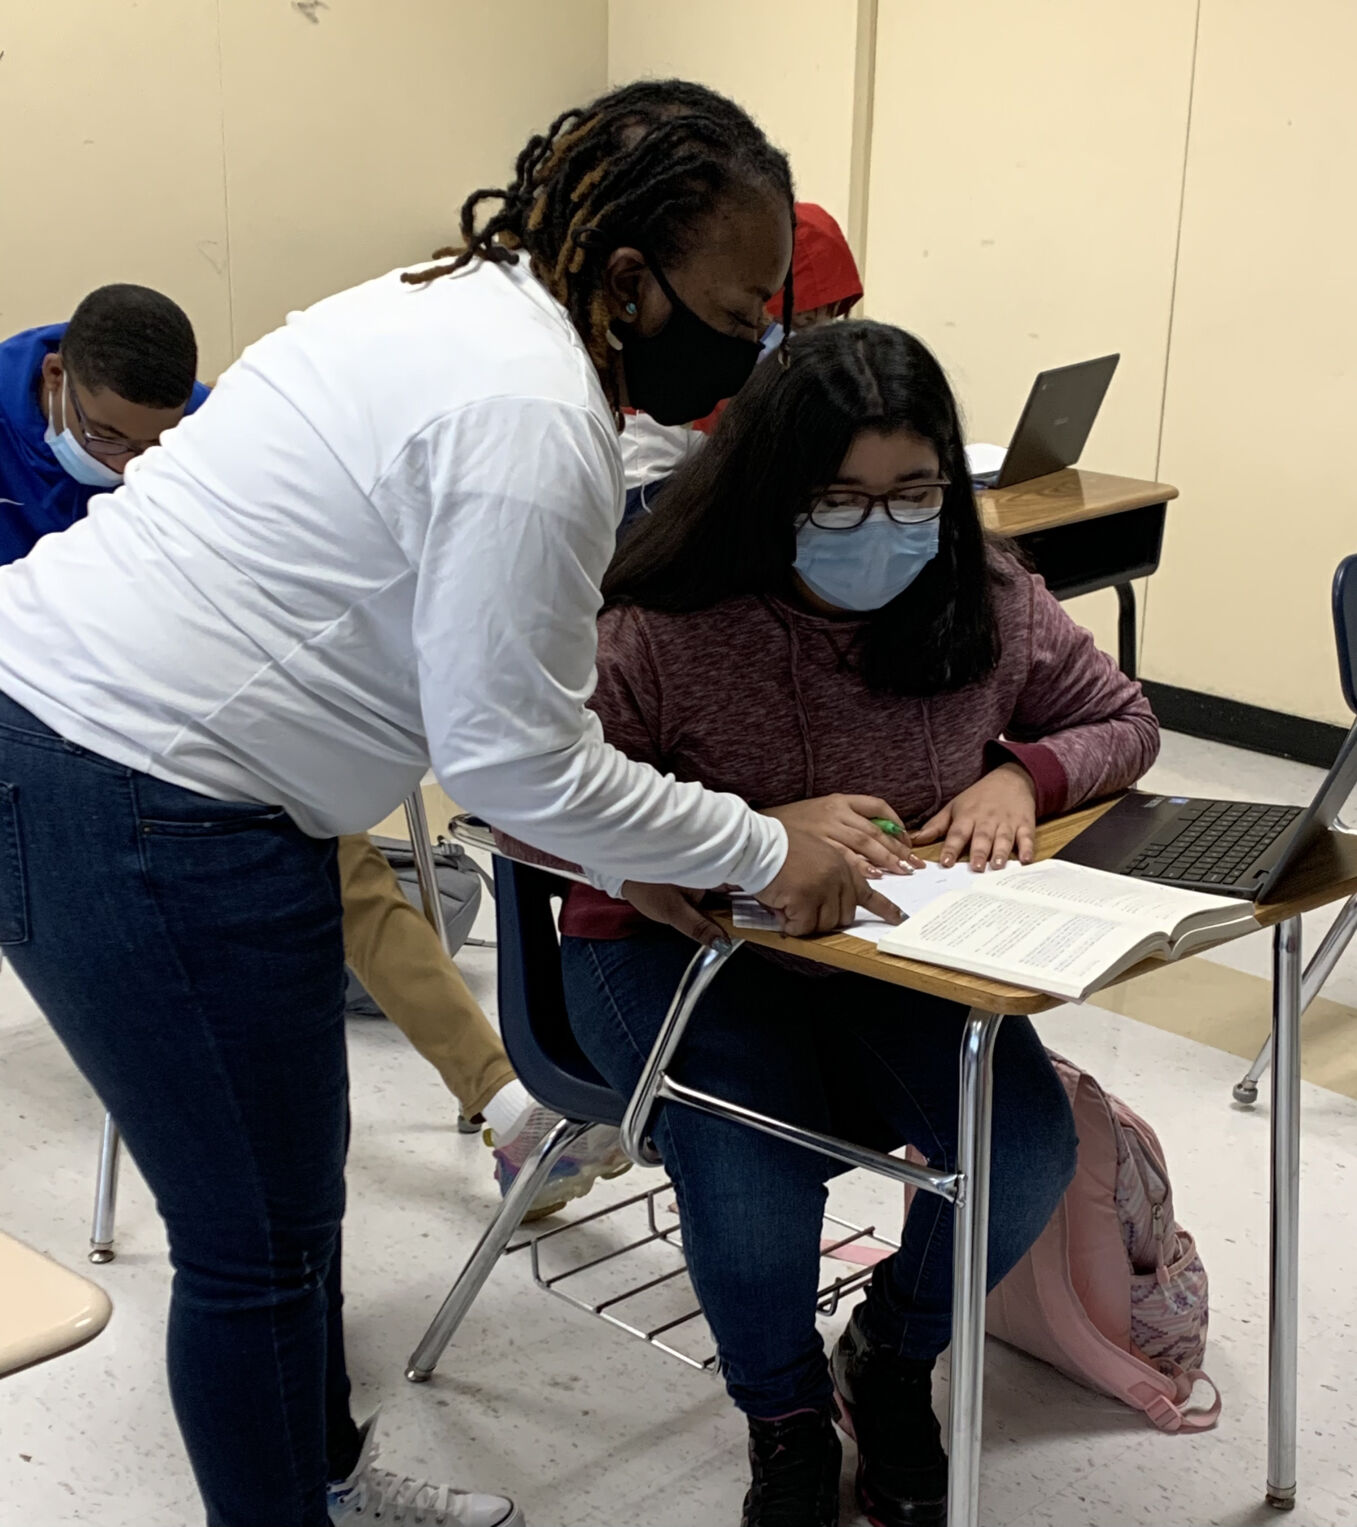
0, 258, 787, 894
618, 411, 701, 490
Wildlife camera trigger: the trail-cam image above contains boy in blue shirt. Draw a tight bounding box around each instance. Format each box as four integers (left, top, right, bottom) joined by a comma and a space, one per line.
0, 283, 209, 564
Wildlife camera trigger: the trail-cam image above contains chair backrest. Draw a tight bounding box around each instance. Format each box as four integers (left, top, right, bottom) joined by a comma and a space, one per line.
493, 858, 625, 1128
1334, 555, 1357, 715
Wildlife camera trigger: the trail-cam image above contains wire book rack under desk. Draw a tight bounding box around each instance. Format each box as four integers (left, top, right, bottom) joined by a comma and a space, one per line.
504, 1178, 899, 1372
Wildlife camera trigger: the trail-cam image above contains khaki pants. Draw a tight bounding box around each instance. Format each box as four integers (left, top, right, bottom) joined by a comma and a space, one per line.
337, 833, 515, 1118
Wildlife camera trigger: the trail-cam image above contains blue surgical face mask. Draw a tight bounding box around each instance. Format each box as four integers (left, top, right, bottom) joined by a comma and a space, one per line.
44, 380, 124, 489
794, 512, 941, 611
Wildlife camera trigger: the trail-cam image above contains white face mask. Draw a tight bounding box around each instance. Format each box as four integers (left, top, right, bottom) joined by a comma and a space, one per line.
44, 378, 124, 489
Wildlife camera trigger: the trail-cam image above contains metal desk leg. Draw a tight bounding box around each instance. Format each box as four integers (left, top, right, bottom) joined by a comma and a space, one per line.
1268, 916, 1302, 1510
1234, 893, 1357, 1105
403, 789, 451, 954
1115, 582, 1138, 680
1236, 1034, 1276, 1110
948, 1010, 1002, 1527
89, 1113, 121, 1265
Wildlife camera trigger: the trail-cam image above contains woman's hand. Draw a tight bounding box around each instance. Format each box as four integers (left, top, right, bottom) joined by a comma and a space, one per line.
912, 762, 1037, 870
621, 883, 729, 946
763, 794, 925, 877
623, 829, 906, 941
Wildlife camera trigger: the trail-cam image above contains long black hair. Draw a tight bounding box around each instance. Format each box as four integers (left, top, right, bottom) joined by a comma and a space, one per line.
403, 80, 795, 401
604, 320, 1007, 696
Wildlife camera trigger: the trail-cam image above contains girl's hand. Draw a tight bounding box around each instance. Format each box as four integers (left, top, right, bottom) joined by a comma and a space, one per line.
912, 763, 1037, 870
763, 794, 925, 877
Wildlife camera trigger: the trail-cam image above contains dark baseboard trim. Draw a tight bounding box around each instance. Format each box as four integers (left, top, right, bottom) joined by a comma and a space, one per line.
1141, 681, 1348, 770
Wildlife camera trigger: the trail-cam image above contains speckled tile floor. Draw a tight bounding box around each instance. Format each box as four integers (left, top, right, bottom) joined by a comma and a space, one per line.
2, 734, 1357, 1526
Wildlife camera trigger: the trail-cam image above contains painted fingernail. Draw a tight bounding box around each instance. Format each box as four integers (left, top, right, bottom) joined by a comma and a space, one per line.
941, 853, 954, 867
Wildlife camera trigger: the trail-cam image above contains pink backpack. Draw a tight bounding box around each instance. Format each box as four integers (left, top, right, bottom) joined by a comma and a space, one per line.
885, 1053, 1221, 1431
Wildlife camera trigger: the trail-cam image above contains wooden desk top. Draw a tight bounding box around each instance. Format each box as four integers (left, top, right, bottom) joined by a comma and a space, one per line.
715, 801, 1357, 1017
980, 469, 1178, 538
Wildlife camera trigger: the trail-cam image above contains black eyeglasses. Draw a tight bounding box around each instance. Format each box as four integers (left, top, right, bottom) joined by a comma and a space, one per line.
63, 377, 156, 460
801, 481, 949, 531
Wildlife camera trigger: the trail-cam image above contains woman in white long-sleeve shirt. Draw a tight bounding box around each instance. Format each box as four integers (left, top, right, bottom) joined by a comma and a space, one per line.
0, 81, 896, 1527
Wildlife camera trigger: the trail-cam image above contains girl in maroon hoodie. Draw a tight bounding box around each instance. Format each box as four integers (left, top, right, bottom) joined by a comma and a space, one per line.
560, 321, 1159, 1527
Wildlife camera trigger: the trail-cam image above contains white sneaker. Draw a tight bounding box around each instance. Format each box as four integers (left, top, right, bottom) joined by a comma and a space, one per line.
328, 1412, 524, 1526
490, 1108, 632, 1222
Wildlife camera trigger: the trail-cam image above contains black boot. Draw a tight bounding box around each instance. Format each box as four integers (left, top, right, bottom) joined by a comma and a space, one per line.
740, 1408, 842, 1527
830, 1313, 947, 1526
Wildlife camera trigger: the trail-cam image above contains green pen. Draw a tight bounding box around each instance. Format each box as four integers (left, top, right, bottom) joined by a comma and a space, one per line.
870, 817, 903, 838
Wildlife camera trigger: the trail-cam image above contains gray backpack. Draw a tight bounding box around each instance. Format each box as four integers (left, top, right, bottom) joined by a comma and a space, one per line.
344, 835, 484, 1019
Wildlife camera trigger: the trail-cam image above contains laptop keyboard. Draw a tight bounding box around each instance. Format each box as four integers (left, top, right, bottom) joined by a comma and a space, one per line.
1124, 800, 1304, 887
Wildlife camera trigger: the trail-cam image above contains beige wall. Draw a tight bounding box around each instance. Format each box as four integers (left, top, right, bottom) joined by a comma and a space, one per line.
1144, 0, 1357, 724
1, 1, 607, 382
863, 1, 1198, 656
864, 3, 1196, 476
217, 0, 607, 353
9, 2, 1351, 723
0, 2, 236, 381
607, 0, 864, 232
602, 1, 1200, 662
862, 1, 1357, 722
621, 1, 1357, 721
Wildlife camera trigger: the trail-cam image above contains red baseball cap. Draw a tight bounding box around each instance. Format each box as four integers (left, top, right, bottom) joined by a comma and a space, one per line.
690, 204, 864, 434
770, 202, 863, 320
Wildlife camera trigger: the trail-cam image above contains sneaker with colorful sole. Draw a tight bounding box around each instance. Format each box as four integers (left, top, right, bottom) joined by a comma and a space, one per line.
489, 1107, 632, 1221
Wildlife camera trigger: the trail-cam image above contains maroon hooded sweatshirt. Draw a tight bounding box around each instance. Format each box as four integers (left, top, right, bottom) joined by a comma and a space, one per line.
560, 557, 1160, 938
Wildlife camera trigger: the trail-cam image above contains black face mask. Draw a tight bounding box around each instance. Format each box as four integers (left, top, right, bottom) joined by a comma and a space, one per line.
617, 259, 763, 425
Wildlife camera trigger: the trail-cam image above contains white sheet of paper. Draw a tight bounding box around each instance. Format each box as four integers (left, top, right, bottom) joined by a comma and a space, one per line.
847, 860, 1023, 945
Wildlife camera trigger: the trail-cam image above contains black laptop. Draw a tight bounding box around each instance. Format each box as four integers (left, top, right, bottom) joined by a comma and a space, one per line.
1057, 722, 1357, 901
971, 354, 1121, 489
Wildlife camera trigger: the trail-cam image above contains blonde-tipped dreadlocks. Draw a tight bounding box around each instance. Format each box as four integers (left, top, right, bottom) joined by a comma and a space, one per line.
402, 80, 795, 395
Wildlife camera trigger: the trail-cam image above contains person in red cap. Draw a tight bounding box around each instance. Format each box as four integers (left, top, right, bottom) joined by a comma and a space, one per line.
756, 199, 864, 338
618, 201, 862, 536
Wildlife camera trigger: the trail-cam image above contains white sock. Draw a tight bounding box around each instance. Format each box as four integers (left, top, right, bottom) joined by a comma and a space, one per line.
480, 1079, 536, 1144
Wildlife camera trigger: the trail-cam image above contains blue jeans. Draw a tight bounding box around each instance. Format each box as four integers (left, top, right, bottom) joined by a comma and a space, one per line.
0, 694, 358, 1526
562, 930, 1078, 1419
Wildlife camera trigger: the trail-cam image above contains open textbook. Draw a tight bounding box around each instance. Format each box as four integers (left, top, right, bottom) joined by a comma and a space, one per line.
868, 860, 1257, 1001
